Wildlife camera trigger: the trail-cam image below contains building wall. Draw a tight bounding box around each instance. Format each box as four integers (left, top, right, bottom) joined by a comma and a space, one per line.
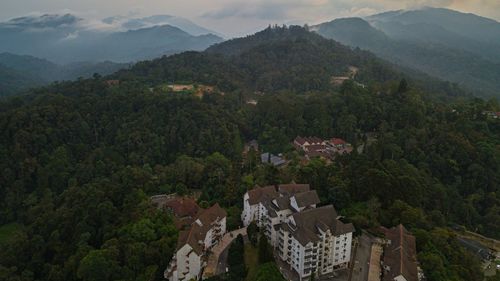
187, 250, 202, 280
241, 193, 259, 226
204, 228, 214, 249
169, 215, 227, 281
277, 221, 353, 279
171, 244, 202, 281
333, 232, 352, 267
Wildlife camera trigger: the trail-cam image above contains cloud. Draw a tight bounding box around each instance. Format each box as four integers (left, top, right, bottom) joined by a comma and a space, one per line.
202, 1, 294, 20
1, 0, 499, 37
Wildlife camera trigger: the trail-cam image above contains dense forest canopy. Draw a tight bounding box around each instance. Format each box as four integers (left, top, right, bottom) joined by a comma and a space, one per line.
0, 26, 499, 281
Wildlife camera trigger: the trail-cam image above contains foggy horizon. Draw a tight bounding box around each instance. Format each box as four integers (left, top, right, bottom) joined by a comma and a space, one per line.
2, 0, 500, 37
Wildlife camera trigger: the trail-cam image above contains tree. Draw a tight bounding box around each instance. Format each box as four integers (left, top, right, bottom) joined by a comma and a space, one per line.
77, 250, 115, 281
258, 233, 273, 264
247, 222, 259, 246
398, 78, 408, 93
255, 263, 285, 281
226, 235, 246, 281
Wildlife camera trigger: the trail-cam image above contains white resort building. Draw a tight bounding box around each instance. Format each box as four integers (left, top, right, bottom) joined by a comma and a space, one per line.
241, 184, 354, 280
165, 202, 227, 281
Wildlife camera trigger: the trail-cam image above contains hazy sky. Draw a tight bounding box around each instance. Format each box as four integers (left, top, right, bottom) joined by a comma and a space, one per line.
2, 0, 500, 36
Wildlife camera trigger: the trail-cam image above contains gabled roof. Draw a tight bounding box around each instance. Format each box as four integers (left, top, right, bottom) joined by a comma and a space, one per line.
294, 136, 307, 145
247, 185, 279, 205
330, 138, 346, 145
381, 224, 418, 281
293, 190, 320, 207
164, 197, 200, 219
272, 196, 292, 211
295, 136, 324, 145
284, 205, 354, 245
178, 203, 227, 255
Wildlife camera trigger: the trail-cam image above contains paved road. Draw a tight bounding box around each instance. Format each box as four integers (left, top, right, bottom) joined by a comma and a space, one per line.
216, 247, 229, 275
203, 227, 248, 279
350, 234, 372, 281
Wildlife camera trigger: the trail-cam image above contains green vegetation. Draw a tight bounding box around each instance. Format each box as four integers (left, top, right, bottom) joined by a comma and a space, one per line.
0, 223, 22, 245
254, 263, 285, 281
258, 233, 274, 264
244, 243, 259, 281
247, 222, 258, 246
0, 26, 498, 281
207, 235, 246, 281
0, 53, 128, 97
315, 15, 500, 98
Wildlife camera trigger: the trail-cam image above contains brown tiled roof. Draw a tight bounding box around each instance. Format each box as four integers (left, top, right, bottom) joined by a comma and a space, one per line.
276, 196, 292, 210
330, 138, 346, 145
286, 205, 354, 245
306, 150, 332, 159
179, 203, 227, 255
294, 136, 307, 145
293, 191, 320, 207
381, 224, 418, 281
306, 144, 327, 151
295, 136, 324, 146
164, 197, 200, 219
278, 184, 310, 195
247, 185, 279, 205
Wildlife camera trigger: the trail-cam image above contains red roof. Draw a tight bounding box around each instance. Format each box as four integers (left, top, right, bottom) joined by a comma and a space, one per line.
381, 225, 418, 281
331, 138, 346, 145
165, 197, 200, 219
294, 136, 324, 146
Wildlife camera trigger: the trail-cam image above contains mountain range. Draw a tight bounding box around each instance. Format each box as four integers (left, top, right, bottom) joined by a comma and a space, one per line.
2, 8, 500, 98
0, 13, 225, 96
313, 7, 500, 98
0, 13, 223, 64
115, 25, 464, 100
0, 53, 128, 96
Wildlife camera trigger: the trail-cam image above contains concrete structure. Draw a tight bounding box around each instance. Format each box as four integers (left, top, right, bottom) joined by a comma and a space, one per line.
241, 184, 354, 280
165, 204, 227, 281
277, 206, 354, 280
261, 152, 286, 167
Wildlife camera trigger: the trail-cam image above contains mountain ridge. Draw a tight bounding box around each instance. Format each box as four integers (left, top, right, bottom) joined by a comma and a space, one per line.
0, 13, 224, 64
313, 9, 500, 98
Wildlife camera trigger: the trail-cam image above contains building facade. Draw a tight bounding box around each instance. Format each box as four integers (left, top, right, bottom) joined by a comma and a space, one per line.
165, 204, 227, 281
241, 184, 354, 280
277, 206, 354, 279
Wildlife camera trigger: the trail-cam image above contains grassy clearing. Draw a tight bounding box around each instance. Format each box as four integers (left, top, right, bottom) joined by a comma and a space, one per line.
0, 223, 22, 245
244, 243, 259, 281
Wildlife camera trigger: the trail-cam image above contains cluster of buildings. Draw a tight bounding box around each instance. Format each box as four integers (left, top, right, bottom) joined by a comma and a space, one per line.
241, 184, 355, 280
153, 190, 425, 281
482, 111, 500, 119
156, 196, 227, 281
294, 136, 353, 161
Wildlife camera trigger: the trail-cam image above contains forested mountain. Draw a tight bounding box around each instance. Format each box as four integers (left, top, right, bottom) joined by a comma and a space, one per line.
0, 26, 498, 281
122, 26, 405, 93
0, 53, 128, 97
368, 7, 500, 61
120, 25, 464, 97
0, 64, 44, 96
313, 8, 500, 98
103, 14, 222, 37
0, 14, 223, 63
